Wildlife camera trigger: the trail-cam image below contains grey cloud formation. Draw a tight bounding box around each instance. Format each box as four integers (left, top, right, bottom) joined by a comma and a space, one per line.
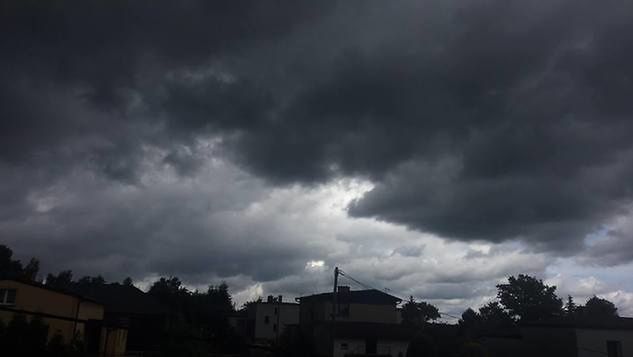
2, 0, 633, 308
2, 159, 328, 283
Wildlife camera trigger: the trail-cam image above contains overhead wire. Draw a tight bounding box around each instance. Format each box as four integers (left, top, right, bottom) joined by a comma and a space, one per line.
336, 268, 460, 320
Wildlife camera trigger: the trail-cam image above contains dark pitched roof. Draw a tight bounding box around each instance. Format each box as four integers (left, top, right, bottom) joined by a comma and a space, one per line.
521, 317, 633, 330
0, 279, 102, 305
298, 289, 401, 305
72, 283, 168, 315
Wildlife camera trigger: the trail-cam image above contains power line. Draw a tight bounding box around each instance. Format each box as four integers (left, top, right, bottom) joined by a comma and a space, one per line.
336, 268, 461, 320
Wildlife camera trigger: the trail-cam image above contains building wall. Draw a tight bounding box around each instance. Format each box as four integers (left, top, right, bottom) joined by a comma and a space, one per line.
377, 340, 408, 357
520, 326, 577, 357
0, 280, 124, 355
301, 300, 399, 324
331, 338, 408, 357
100, 328, 128, 357
344, 303, 399, 324
576, 328, 633, 357
1, 280, 81, 319
333, 338, 365, 357
253, 303, 299, 341
0, 280, 105, 344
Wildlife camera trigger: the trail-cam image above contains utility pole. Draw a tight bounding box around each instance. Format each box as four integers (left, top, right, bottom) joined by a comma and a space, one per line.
332, 267, 339, 357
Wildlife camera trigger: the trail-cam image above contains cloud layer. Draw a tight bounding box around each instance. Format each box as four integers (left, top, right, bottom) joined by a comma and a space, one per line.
3, 0, 633, 313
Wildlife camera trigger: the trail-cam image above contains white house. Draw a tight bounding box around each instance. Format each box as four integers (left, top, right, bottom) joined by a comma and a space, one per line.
246, 295, 300, 343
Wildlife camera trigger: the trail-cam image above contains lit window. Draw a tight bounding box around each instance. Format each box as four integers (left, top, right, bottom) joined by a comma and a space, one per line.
0, 289, 16, 305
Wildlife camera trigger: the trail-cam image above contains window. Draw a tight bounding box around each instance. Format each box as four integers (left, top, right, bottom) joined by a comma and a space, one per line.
0, 289, 16, 305
273, 323, 278, 332
340, 343, 348, 351
264, 315, 270, 324
274, 307, 278, 315
338, 303, 350, 317
607, 340, 623, 357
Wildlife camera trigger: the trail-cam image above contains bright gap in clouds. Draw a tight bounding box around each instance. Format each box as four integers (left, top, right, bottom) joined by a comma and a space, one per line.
306, 260, 326, 271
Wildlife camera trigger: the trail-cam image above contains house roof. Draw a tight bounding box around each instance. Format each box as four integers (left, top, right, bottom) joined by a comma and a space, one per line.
72, 283, 168, 315
298, 289, 402, 305
0, 279, 102, 305
521, 317, 633, 331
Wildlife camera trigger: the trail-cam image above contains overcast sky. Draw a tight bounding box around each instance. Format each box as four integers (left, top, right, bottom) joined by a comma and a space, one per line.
3, 0, 633, 319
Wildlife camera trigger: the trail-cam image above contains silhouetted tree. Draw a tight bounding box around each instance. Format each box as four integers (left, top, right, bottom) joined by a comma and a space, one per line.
122, 277, 134, 286
0, 244, 37, 281
496, 274, 562, 321
402, 296, 440, 328
459, 308, 482, 337
148, 276, 189, 309
0, 245, 22, 279
478, 301, 514, 328
206, 282, 234, 313
147, 276, 241, 355
45, 270, 74, 290
459, 302, 515, 338
564, 295, 577, 316
21, 258, 40, 281
459, 308, 481, 327
75, 275, 106, 288
582, 296, 618, 318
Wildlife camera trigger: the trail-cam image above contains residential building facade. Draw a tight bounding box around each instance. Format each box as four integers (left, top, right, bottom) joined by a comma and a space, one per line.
250, 295, 300, 342
0, 279, 127, 356
481, 318, 633, 357
298, 287, 411, 357
230, 295, 300, 344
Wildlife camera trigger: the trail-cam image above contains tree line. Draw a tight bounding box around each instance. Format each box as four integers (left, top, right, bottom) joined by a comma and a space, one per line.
1, 244, 624, 357
1, 244, 242, 356
402, 274, 620, 357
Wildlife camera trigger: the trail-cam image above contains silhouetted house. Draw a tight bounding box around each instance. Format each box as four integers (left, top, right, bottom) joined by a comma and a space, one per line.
481, 318, 633, 357
298, 287, 411, 357
0, 279, 127, 356
520, 318, 633, 357
231, 295, 299, 344
71, 283, 168, 354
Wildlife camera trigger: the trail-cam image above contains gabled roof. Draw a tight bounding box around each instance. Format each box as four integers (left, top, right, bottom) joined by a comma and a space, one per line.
298, 289, 402, 305
72, 283, 168, 315
0, 279, 102, 305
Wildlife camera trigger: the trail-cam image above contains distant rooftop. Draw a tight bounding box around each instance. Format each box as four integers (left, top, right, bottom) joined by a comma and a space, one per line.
72, 283, 168, 315
0, 278, 102, 305
298, 289, 402, 305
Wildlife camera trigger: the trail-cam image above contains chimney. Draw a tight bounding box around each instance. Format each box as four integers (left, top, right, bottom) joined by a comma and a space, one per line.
338, 286, 350, 294
267, 295, 274, 303
278, 295, 283, 303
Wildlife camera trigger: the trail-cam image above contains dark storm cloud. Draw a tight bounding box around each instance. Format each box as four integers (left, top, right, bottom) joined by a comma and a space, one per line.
3, 0, 633, 282
1, 165, 320, 283
0, 0, 335, 176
